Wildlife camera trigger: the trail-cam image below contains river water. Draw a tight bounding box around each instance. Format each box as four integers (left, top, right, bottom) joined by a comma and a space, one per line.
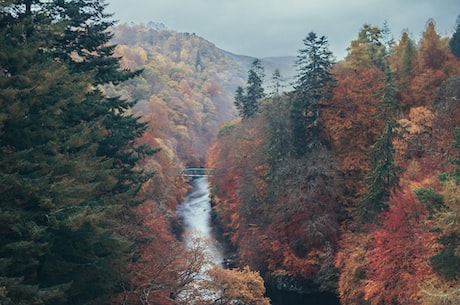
176, 177, 223, 265
177, 177, 340, 305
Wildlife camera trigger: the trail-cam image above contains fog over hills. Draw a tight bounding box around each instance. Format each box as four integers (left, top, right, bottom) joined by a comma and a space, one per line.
223, 51, 297, 92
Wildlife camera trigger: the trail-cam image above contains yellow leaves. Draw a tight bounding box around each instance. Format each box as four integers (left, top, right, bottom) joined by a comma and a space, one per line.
175, 125, 190, 142
336, 231, 370, 305
206, 266, 270, 305
115, 45, 148, 68
152, 137, 174, 162
271, 269, 288, 277
409, 106, 435, 129
342, 40, 373, 70
398, 160, 438, 191
420, 278, 460, 305
399, 106, 435, 135
363, 279, 385, 304
435, 179, 460, 235
395, 106, 438, 163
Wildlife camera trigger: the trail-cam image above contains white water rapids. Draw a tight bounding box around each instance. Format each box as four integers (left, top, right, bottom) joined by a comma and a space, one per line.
177, 176, 223, 266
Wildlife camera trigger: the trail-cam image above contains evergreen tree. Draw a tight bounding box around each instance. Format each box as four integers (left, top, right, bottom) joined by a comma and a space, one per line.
359, 65, 400, 222
0, 1, 152, 304
246, 58, 265, 115
382, 20, 395, 51
429, 128, 460, 279
450, 14, 460, 59
357, 24, 387, 68
49, 0, 141, 85
52, 0, 150, 197
291, 32, 335, 156
234, 59, 265, 119
264, 69, 291, 176
234, 85, 246, 118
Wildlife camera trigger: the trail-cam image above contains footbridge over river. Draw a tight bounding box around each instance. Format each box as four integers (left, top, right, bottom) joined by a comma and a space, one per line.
177, 167, 215, 177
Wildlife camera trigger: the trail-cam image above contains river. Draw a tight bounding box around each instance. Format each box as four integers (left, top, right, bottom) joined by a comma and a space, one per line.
177, 176, 340, 305
177, 177, 223, 265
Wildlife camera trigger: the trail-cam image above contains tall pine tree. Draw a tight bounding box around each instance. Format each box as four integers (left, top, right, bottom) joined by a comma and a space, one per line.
234, 59, 265, 120
450, 14, 460, 59
291, 32, 335, 156
264, 69, 291, 177
429, 128, 460, 280
0, 1, 151, 304
358, 65, 400, 222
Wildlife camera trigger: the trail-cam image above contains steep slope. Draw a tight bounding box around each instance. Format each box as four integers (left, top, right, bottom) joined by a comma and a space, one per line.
205, 20, 460, 305
109, 23, 295, 167
109, 23, 244, 165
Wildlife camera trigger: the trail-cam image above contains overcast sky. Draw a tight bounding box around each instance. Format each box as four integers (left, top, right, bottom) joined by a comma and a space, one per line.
107, 0, 460, 59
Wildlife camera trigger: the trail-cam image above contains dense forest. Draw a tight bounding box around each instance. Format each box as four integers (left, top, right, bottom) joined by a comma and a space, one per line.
2, 1, 460, 305
0, 2, 266, 304
207, 17, 460, 305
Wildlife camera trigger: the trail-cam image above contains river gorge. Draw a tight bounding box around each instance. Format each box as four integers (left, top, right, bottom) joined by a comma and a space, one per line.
177, 177, 340, 305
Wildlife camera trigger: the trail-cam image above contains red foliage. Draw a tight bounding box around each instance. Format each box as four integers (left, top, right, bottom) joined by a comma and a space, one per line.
114, 199, 212, 305
113, 200, 177, 305
206, 135, 243, 247
364, 190, 437, 305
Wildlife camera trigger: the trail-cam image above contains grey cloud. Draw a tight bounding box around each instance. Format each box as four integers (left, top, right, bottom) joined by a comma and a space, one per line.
107, 0, 460, 58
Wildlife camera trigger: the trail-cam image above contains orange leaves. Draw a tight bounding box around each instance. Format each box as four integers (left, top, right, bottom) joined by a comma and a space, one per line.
323, 66, 384, 174
336, 186, 442, 305
280, 247, 322, 279
335, 231, 370, 305
116, 200, 213, 305
113, 201, 178, 305
406, 68, 446, 108
418, 20, 448, 71
403, 106, 436, 134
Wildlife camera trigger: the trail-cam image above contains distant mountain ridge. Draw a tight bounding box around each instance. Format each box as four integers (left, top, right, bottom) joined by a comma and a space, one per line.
223, 51, 296, 91
110, 23, 297, 165
114, 21, 296, 92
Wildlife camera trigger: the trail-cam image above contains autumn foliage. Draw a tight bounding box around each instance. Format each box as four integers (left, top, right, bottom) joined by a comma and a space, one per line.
6, 3, 460, 304
108, 17, 460, 305
206, 266, 271, 305
364, 190, 438, 305
206, 18, 460, 305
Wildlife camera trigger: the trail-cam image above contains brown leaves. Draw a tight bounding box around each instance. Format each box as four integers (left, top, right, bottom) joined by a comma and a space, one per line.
323, 66, 384, 174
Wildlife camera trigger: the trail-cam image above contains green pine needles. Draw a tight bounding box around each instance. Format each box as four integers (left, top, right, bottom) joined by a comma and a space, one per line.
0, 1, 152, 304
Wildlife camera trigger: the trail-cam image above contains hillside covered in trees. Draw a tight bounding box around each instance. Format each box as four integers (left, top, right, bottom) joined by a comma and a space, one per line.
0, 4, 268, 304
207, 17, 460, 305
2, 0, 460, 304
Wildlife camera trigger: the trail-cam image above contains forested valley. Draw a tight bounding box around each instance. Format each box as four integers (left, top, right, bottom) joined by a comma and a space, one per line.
1, 1, 460, 305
